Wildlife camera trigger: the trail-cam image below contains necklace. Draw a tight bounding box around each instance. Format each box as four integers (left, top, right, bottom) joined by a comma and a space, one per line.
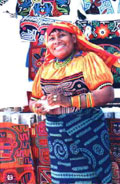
55, 52, 75, 69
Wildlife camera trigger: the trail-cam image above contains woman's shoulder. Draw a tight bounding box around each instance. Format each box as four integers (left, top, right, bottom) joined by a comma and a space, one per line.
81, 51, 107, 65
74, 51, 98, 58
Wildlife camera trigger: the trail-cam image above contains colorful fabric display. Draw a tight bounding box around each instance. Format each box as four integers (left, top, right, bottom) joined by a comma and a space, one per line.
107, 118, 120, 184
75, 19, 120, 88
80, 0, 120, 14
0, 122, 36, 184
75, 19, 120, 40
16, 0, 70, 17
112, 162, 120, 184
99, 44, 120, 88
28, 42, 46, 80
20, 16, 69, 42
30, 121, 51, 184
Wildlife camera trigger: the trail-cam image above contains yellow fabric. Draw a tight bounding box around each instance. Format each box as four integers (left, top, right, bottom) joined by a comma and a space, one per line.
32, 64, 44, 99
83, 52, 113, 90
32, 52, 113, 99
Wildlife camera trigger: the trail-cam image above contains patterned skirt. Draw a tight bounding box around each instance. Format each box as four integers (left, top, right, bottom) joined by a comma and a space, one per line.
46, 108, 112, 184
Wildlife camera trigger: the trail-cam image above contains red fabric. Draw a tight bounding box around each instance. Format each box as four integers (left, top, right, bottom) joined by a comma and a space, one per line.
29, 43, 46, 80
0, 122, 36, 184
30, 121, 51, 183
107, 118, 120, 184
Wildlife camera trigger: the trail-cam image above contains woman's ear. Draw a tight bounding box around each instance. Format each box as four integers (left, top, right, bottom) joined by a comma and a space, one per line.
72, 34, 77, 43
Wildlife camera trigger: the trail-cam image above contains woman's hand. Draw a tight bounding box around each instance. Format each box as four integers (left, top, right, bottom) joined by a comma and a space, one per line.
47, 93, 72, 108
29, 96, 49, 115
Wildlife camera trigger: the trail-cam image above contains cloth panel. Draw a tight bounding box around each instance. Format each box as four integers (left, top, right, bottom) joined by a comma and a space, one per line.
107, 118, 120, 184
16, 0, 70, 17
0, 122, 36, 184
30, 121, 51, 183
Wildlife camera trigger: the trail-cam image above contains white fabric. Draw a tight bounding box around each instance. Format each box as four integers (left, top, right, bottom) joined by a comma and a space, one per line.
0, 1, 32, 108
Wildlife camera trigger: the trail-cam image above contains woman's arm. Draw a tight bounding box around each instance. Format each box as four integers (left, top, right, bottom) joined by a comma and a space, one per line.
47, 86, 114, 109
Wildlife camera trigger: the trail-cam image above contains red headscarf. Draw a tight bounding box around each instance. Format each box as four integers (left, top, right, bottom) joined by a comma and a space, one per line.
44, 21, 120, 68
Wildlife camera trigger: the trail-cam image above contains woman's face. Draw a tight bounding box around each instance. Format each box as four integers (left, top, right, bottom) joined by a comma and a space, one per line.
47, 30, 76, 59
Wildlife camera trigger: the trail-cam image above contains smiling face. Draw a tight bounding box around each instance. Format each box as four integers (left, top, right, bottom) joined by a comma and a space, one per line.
47, 29, 76, 59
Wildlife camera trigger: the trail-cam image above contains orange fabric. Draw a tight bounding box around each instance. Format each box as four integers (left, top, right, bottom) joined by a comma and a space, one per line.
32, 64, 44, 99
32, 53, 113, 99
83, 52, 113, 90
0, 122, 36, 184
44, 21, 119, 68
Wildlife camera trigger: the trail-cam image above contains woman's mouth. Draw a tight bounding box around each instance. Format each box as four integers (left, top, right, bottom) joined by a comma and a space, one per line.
55, 45, 65, 51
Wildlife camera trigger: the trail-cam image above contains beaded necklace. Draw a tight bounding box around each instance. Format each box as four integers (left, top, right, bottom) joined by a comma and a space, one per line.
55, 51, 75, 69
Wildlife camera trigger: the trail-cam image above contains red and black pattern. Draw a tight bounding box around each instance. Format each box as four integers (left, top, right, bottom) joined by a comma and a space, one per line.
30, 121, 51, 183
41, 72, 89, 97
0, 122, 36, 184
107, 118, 120, 184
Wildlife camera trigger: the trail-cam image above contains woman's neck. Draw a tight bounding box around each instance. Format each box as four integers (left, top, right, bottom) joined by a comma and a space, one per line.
56, 50, 75, 62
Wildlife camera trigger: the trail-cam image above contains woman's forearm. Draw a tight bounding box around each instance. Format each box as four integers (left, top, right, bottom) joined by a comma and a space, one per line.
71, 86, 114, 109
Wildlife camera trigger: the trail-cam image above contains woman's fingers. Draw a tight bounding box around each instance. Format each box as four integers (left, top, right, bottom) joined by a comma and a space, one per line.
47, 94, 59, 106
33, 102, 48, 115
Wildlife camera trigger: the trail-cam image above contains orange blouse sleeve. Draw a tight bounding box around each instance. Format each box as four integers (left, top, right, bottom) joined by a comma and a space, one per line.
112, 53, 120, 68
83, 52, 114, 91
32, 64, 44, 99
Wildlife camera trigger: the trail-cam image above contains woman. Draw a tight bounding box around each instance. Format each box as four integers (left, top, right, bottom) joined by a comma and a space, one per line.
29, 21, 119, 184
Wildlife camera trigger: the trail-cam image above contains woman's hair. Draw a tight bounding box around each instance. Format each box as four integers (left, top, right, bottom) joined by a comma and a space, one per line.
48, 28, 72, 35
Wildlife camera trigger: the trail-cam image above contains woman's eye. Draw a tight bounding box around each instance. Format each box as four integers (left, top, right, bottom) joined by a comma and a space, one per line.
48, 37, 55, 41
59, 33, 66, 37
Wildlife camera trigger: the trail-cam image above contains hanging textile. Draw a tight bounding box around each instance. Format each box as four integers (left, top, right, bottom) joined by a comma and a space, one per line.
0, 122, 36, 183
30, 121, 51, 183
107, 118, 120, 184
20, 16, 71, 42
28, 42, 46, 80
79, 0, 120, 14
16, 0, 70, 17
75, 19, 120, 88
75, 19, 120, 40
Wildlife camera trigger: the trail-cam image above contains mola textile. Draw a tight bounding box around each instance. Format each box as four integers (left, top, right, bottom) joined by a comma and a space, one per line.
16, 0, 70, 17
0, 122, 36, 183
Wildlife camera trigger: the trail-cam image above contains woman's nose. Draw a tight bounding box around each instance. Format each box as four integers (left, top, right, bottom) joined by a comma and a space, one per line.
54, 36, 61, 44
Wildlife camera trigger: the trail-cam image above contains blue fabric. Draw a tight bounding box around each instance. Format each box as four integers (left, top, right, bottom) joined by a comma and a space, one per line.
46, 108, 112, 184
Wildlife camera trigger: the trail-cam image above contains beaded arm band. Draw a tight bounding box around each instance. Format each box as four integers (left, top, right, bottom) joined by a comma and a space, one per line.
85, 92, 95, 108
71, 92, 95, 108
71, 95, 81, 108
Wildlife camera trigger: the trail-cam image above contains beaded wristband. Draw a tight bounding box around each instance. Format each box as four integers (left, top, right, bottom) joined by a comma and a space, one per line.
71, 95, 81, 108
71, 93, 95, 108
86, 92, 95, 108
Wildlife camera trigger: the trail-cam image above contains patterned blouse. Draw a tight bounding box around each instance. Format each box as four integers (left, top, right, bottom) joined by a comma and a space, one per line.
32, 51, 113, 114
